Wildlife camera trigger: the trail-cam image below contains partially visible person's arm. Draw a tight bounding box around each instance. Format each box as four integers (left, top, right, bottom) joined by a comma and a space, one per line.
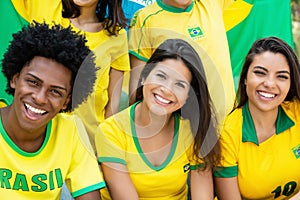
101, 162, 139, 200
214, 177, 241, 200
129, 54, 146, 105
190, 168, 214, 200
75, 190, 101, 200
105, 68, 124, 118
289, 190, 300, 200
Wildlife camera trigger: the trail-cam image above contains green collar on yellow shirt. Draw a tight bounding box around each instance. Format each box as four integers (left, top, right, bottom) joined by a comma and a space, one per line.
242, 102, 294, 145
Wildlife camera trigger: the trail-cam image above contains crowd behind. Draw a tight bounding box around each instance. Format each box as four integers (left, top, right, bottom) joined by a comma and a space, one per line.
0, 0, 300, 200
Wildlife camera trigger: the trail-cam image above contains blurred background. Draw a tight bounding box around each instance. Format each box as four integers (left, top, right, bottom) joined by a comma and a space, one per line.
292, 0, 300, 56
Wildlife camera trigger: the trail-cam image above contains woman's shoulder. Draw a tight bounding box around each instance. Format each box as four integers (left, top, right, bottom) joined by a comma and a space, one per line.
281, 98, 300, 120
223, 108, 243, 126
100, 106, 132, 131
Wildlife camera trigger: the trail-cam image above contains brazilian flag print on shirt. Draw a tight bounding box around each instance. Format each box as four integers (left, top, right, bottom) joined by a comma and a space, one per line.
224, 0, 294, 90
0, 0, 29, 105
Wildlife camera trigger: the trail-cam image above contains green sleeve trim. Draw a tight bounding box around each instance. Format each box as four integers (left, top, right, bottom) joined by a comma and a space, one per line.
72, 182, 106, 198
213, 166, 238, 178
129, 50, 149, 62
190, 163, 205, 170
98, 157, 126, 165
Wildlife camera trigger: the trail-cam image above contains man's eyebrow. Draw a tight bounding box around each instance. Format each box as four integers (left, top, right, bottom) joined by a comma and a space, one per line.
26, 73, 69, 92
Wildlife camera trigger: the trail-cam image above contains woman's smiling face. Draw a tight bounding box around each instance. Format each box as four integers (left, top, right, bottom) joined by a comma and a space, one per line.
142, 58, 192, 116
245, 51, 290, 114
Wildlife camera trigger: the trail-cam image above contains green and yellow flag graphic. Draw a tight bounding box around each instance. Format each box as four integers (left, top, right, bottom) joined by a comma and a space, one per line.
224, 0, 294, 89
0, 0, 29, 104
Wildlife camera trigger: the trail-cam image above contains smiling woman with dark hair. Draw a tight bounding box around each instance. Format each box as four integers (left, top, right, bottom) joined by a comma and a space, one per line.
214, 37, 300, 200
96, 38, 220, 200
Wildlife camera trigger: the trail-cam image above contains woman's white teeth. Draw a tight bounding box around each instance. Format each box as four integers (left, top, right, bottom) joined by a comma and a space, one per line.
155, 95, 171, 104
259, 91, 275, 98
25, 104, 46, 114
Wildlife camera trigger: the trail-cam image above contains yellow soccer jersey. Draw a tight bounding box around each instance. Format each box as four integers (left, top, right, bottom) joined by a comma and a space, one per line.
0, 113, 105, 199
129, 0, 235, 119
96, 103, 203, 200
214, 99, 300, 199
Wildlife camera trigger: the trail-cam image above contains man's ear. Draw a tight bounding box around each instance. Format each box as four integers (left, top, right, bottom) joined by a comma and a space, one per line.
10, 73, 20, 89
62, 94, 71, 110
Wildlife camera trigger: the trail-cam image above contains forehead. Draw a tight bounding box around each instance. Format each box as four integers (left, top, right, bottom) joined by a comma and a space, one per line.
250, 51, 290, 72
21, 56, 72, 86
150, 59, 192, 81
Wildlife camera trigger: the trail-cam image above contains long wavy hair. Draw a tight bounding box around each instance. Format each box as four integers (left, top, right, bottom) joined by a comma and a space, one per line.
136, 39, 221, 168
235, 36, 300, 109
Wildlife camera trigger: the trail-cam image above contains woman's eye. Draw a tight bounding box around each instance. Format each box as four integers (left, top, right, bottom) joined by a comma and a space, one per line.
176, 82, 185, 88
278, 75, 289, 80
156, 73, 166, 79
253, 70, 266, 76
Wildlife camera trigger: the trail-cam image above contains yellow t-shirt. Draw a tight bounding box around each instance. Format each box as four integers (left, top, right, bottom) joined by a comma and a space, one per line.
129, 0, 235, 121
0, 113, 105, 199
214, 99, 300, 199
96, 102, 203, 200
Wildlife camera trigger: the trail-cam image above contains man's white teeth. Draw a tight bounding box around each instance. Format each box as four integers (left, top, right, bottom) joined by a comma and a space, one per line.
259, 91, 275, 98
25, 104, 46, 114
155, 94, 171, 104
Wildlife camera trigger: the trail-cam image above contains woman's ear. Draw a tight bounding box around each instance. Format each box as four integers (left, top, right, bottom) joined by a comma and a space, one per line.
10, 73, 20, 89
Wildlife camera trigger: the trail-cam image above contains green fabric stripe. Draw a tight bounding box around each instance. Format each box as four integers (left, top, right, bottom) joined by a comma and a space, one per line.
0, 118, 52, 156
0, 1, 29, 104
156, 0, 194, 12
242, 102, 295, 145
130, 102, 180, 171
190, 163, 205, 170
72, 182, 106, 198
129, 50, 149, 62
276, 106, 295, 134
226, 0, 294, 89
98, 157, 126, 165
242, 102, 259, 145
213, 166, 238, 178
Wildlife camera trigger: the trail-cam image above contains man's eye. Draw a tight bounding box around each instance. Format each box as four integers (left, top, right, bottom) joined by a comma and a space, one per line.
26, 79, 38, 86
50, 89, 62, 97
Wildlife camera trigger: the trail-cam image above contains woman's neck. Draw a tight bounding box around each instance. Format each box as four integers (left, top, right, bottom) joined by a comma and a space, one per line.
134, 102, 174, 139
248, 103, 278, 144
69, 7, 103, 32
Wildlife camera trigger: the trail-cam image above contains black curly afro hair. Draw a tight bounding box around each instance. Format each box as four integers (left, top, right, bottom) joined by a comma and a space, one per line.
2, 21, 97, 112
